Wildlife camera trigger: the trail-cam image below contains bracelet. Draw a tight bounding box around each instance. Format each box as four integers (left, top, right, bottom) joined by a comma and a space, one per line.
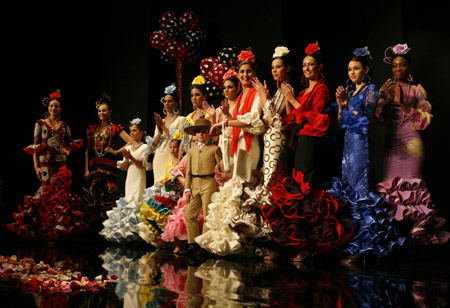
225, 120, 229, 127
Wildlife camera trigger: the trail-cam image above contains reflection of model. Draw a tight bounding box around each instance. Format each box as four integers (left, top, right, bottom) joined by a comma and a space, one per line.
196, 50, 265, 256
100, 119, 152, 242
148, 84, 185, 185
328, 48, 405, 264
375, 44, 449, 245
8, 90, 86, 239
83, 93, 131, 225
230, 46, 291, 244
262, 43, 354, 262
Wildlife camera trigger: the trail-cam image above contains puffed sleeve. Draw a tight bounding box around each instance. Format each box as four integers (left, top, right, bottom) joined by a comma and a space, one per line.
140, 146, 153, 170
407, 84, 432, 131
236, 94, 266, 135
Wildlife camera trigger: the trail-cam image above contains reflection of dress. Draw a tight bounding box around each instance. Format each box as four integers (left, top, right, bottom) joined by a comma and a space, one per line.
375, 82, 449, 245
8, 120, 86, 239
83, 123, 124, 223
230, 89, 289, 242
151, 115, 185, 185
262, 83, 354, 253
100, 143, 151, 242
327, 84, 405, 256
195, 88, 265, 256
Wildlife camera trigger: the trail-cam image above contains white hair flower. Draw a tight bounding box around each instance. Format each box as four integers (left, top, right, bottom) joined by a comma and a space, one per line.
130, 118, 141, 125
273, 46, 290, 58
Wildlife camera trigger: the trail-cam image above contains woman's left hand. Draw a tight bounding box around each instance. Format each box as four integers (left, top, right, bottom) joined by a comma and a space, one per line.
203, 101, 216, 117
253, 77, 269, 102
105, 147, 116, 155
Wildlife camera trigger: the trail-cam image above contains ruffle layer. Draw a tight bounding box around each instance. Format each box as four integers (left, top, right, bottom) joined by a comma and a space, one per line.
99, 197, 143, 243
7, 166, 88, 239
340, 111, 370, 135
328, 178, 405, 256
195, 177, 244, 256
376, 176, 450, 245
262, 171, 354, 253
138, 195, 172, 245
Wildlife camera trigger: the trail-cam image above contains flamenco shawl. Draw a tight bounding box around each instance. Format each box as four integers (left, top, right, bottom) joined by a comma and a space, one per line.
262, 170, 354, 253
230, 87, 257, 155
328, 178, 406, 256
376, 176, 450, 245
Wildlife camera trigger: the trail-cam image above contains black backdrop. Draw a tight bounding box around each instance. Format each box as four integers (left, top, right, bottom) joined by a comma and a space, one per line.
2, 1, 449, 236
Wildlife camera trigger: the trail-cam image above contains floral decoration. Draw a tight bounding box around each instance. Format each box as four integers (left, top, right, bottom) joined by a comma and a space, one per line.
273, 46, 290, 58
192, 75, 206, 85
49, 89, 61, 99
164, 84, 177, 94
237, 50, 256, 63
223, 69, 237, 80
130, 118, 142, 125
305, 42, 320, 55
353, 46, 371, 58
392, 43, 411, 55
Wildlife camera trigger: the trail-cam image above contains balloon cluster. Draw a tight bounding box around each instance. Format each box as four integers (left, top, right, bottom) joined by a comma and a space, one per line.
199, 47, 238, 101
150, 11, 206, 64
200, 47, 238, 87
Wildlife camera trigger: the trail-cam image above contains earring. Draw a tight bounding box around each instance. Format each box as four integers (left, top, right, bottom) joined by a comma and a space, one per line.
174, 106, 180, 115
163, 109, 167, 116
318, 72, 325, 84
408, 73, 414, 83
363, 74, 371, 84
301, 75, 309, 88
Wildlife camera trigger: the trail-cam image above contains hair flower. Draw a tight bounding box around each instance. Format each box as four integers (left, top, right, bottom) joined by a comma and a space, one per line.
172, 131, 182, 141
130, 118, 141, 125
353, 46, 372, 59
49, 89, 61, 99
223, 69, 237, 80
164, 84, 176, 94
305, 42, 320, 55
237, 50, 255, 63
273, 46, 290, 58
392, 43, 410, 55
192, 75, 206, 85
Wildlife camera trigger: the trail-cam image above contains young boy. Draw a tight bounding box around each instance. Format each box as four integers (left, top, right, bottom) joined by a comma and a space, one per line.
179, 118, 222, 255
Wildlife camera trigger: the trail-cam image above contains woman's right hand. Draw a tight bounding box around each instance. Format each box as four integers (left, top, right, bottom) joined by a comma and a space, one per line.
336, 86, 349, 109
35, 168, 43, 182
210, 122, 223, 135
84, 169, 90, 181
384, 78, 396, 97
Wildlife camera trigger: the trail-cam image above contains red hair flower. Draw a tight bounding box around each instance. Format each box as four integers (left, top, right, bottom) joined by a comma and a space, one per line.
237, 50, 255, 63
305, 43, 319, 55
49, 89, 61, 99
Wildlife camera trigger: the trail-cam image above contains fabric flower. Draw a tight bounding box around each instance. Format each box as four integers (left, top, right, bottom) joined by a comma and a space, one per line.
192, 75, 206, 85
130, 118, 141, 125
172, 131, 182, 141
305, 42, 319, 55
164, 84, 176, 94
273, 46, 290, 58
49, 89, 61, 99
353, 47, 370, 57
237, 50, 255, 63
223, 69, 237, 80
392, 43, 410, 55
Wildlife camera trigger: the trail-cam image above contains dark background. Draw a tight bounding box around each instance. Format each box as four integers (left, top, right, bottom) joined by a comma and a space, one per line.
1, 1, 449, 237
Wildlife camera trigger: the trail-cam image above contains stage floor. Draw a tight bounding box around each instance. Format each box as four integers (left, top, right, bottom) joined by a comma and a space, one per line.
1, 232, 449, 308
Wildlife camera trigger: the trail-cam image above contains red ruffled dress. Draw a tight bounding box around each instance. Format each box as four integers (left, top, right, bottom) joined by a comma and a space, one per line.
8, 120, 87, 239
262, 83, 354, 253
82, 123, 124, 223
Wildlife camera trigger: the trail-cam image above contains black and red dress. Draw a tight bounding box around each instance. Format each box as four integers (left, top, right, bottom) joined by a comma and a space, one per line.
262, 83, 354, 254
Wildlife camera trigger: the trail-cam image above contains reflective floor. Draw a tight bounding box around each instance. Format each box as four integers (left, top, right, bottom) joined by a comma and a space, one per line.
1, 232, 449, 308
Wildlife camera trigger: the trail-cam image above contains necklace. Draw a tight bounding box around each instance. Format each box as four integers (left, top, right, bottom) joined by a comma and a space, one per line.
131, 142, 143, 149
94, 123, 112, 157
44, 119, 65, 152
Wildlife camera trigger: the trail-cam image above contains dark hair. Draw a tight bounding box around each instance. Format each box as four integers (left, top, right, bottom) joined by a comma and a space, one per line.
170, 138, 182, 147
96, 92, 112, 110
272, 54, 292, 82
163, 92, 179, 103
223, 76, 239, 89
190, 83, 207, 95
304, 52, 323, 66
350, 55, 370, 68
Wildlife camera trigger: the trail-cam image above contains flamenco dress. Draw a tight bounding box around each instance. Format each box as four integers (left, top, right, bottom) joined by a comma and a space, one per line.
137, 160, 184, 247
327, 83, 405, 257
262, 83, 355, 254
8, 120, 86, 239
230, 89, 290, 244
195, 87, 266, 256
83, 123, 125, 224
150, 115, 185, 186
160, 154, 204, 244
99, 143, 152, 242
375, 82, 449, 244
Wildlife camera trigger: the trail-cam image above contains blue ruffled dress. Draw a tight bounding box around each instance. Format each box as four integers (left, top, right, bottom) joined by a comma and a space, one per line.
327, 83, 405, 256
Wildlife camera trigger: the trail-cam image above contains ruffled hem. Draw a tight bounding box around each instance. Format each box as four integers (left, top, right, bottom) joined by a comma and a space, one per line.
7, 166, 89, 239
99, 198, 143, 242
195, 177, 244, 256
82, 179, 122, 222
328, 177, 405, 256
262, 170, 354, 253
376, 176, 450, 245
